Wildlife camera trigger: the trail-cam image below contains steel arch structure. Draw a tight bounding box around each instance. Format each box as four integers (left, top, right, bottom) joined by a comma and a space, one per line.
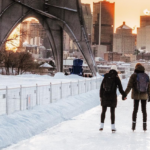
0, 0, 98, 76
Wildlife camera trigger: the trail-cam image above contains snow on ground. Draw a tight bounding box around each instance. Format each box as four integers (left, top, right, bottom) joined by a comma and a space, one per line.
4, 91, 150, 150
0, 73, 102, 89
0, 78, 128, 149
0, 89, 100, 149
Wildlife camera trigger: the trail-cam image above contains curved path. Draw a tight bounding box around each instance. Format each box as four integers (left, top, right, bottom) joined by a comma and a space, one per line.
3, 93, 150, 150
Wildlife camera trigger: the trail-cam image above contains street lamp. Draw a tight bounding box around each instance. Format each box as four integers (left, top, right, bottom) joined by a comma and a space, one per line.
134, 49, 140, 55
139, 49, 145, 60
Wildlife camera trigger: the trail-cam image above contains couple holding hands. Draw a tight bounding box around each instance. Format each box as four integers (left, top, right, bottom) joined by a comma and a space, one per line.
99, 63, 150, 132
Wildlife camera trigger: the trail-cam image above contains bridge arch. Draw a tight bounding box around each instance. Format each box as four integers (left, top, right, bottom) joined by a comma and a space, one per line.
0, 0, 97, 76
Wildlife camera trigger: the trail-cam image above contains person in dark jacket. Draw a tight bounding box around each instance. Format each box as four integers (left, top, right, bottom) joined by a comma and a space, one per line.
100, 67, 126, 132
124, 63, 150, 131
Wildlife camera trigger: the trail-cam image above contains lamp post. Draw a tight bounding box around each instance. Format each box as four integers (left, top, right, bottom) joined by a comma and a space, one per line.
134, 49, 140, 60
141, 51, 145, 60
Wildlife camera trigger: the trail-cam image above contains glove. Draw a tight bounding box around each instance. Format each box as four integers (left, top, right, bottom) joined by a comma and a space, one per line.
148, 96, 150, 102
122, 95, 127, 101
122, 95, 125, 100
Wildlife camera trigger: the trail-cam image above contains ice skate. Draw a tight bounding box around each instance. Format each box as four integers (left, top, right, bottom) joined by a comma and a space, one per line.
132, 122, 136, 132
111, 124, 116, 133
143, 122, 147, 132
99, 123, 104, 131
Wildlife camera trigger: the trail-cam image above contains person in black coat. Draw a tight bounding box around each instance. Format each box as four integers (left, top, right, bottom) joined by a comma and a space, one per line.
99, 69, 126, 132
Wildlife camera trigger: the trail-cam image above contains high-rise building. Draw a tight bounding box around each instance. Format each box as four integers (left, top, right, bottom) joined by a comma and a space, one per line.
82, 3, 92, 43
113, 22, 136, 55
18, 18, 51, 59
20, 19, 46, 47
140, 16, 150, 27
92, 0, 115, 52
63, 31, 77, 52
137, 15, 150, 52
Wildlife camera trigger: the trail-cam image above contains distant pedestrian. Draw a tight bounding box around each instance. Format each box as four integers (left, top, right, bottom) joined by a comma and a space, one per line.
89, 74, 92, 78
65, 71, 68, 76
124, 63, 150, 131
100, 65, 126, 132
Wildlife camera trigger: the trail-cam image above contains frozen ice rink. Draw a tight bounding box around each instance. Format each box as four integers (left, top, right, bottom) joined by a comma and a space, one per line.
3, 92, 150, 150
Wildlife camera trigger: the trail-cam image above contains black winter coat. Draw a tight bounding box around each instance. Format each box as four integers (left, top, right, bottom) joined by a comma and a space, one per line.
100, 70, 126, 107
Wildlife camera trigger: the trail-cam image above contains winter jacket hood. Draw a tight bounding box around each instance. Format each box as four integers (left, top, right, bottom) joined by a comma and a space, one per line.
109, 69, 118, 76
104, 69, 118, 78
134, 63, 145, 73
125, 63, 150, 100
110, 65, 118, 72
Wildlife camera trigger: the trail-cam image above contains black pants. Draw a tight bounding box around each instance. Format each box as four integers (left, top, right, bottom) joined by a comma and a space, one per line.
101, 106, 115, 124
133, 100, 147, 123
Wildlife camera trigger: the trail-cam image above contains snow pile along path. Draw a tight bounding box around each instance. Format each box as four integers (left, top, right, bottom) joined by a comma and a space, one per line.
0, 90, 99, 149
4, 92, 150, 150
0, 73, 102, 89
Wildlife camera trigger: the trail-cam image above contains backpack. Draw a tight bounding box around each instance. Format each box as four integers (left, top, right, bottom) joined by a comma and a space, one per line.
103, 72, 116, 93
135, 73, 149, 93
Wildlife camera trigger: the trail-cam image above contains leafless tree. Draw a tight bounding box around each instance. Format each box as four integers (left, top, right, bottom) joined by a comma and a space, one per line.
17, 52, 35, 74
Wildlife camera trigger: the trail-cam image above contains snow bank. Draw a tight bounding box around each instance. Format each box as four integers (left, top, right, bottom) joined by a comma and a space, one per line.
54, 72, 84, 79
54, 72, 67, 79
0, 73, 90, 88
0, 77, 126, 149
6, 92, 150, 150
66, 74, 83, 79
96, 72, 103, 78
40, 63, 53, 68
0, 90, 100, 149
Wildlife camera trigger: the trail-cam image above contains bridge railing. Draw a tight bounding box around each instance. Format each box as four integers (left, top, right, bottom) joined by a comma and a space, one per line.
0, 77, 103, 116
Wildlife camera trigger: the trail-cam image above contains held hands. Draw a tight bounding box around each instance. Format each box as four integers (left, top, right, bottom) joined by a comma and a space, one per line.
122, 95, 127, 101
148, 96, 150, 102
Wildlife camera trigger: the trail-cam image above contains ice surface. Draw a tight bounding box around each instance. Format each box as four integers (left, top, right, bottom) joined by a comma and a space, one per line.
4, 90, 150, 150
0, 78, 126, 149
0, 89, 100, 149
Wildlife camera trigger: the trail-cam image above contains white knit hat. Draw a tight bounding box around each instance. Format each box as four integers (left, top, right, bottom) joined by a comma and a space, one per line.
111, 65, 118, 71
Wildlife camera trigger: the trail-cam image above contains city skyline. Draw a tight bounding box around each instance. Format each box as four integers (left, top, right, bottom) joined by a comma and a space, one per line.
81, 0, 150, 33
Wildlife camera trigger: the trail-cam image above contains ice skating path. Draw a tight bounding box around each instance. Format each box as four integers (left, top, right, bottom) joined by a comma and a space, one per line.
4, 93, 150, 150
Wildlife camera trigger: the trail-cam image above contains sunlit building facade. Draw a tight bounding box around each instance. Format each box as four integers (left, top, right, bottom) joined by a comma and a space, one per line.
113, 22, 136, 55
137, 15, 150, 52
5, 17, 51, 59
92, 0, 115, 52
18, 18, 51, 59
140, 16, 150, 27
19, 18, 46, 47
